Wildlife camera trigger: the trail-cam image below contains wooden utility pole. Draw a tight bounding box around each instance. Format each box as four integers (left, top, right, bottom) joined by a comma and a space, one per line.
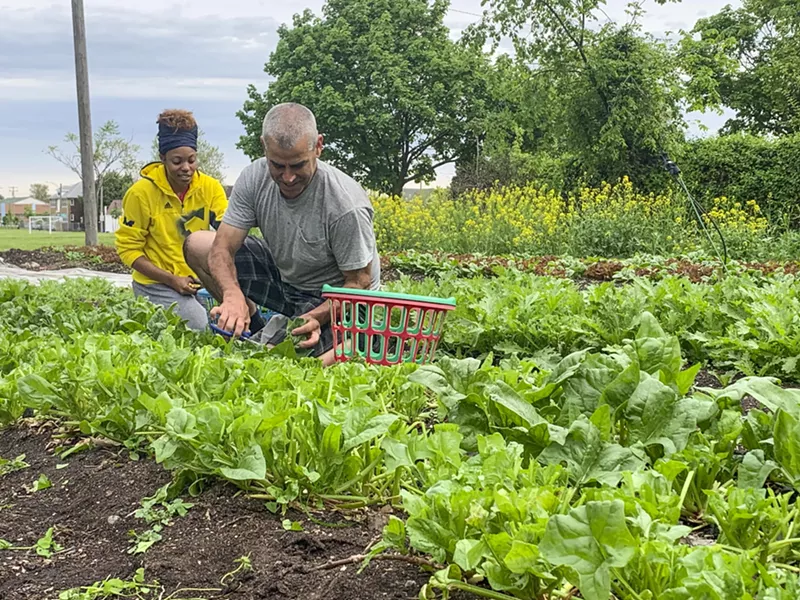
71, 0, 97, 245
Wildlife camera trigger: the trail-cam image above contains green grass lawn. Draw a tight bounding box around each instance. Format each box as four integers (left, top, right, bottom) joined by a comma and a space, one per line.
0, 229, 115, 251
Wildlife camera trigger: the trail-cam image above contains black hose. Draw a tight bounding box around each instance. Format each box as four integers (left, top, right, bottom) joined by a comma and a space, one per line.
662, 155, 729, 272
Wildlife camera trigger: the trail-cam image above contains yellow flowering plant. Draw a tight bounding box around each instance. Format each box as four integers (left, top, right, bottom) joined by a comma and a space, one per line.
372, 179, 772, 258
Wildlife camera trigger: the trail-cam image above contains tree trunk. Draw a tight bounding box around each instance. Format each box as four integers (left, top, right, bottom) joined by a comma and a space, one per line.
71, 0, 98, 246
391, 180, 405, 198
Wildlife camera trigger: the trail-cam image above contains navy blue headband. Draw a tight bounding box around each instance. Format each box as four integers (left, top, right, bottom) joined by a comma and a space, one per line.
158, 122, 198, 155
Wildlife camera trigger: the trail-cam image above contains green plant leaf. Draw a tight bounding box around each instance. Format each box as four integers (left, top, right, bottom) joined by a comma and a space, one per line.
219, 443, 266, 481
625, 375, 696, 454
282, 519, 304, 531
631, 312, 683, 382
773, 409, 800, 487
503, 540, 541, 575
539, 417, 644, 486
0, 454, 29, 476
151, 436, 179, 464
714, 378, 800, 416
165, 407, 198, 440
599, 362, 641, 411
406, 517, 457, 564
488, 381, 547, 429
676, 363, 702, 396
29, 474, 52, 492
453, 538, 486, 572
738, 450, 779, 489
409, 365, 467, 410
343, 413, 399, 451
558, 354, 619, 424
540, 500, 637, 600
382, 516, 407, 552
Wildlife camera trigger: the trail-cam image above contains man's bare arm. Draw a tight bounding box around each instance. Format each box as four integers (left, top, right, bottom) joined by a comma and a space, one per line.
207, 223, 251, 337
208, 224, 248, 299
342, 265, 373, 290
293, 264, 372, 348
304, 264, 372, 325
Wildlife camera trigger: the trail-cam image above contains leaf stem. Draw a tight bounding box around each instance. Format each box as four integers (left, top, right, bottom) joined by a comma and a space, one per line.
769, 537, 800, 552
319, 494, 372, 502
334, 455, 383, 494
678, 469, 695, 511
246, 493, 276, 501
438, 580, 521, 600
612, 568, 644, 600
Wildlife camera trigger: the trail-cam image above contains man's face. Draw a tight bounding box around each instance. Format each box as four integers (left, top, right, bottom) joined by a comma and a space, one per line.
162, 147, 198, 188
263, 134, 323, 200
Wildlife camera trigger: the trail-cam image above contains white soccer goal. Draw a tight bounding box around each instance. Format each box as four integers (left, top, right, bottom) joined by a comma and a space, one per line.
28, 216, 58, 234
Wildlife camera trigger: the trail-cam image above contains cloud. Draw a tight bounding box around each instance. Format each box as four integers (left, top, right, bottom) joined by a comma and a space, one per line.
0, 74, 256, 102
0, 5, 278, 92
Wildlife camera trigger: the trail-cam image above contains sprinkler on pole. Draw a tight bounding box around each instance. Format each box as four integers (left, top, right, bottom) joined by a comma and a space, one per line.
661, 153, 728, 272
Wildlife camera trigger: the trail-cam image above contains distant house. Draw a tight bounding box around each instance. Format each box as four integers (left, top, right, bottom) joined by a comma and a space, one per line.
51, 182, 85, 229
402, 188, 436, 200
107, 199, 122, 215
8, 198, 51, 216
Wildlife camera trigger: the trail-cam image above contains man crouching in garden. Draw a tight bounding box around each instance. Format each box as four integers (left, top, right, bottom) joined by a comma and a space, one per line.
184, 102, 380, 365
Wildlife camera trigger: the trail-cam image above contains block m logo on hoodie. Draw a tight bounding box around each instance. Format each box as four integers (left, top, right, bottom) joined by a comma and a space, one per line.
176, 208, 207, 238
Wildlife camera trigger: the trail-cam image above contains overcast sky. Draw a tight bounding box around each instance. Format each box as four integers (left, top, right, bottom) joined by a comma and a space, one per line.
0, 0, 737, 198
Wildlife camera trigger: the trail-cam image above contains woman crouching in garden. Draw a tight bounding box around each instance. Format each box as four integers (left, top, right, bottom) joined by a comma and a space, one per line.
115, 109, 228, 330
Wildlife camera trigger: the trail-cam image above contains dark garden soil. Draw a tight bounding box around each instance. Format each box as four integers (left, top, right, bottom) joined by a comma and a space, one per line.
693, 369, 722, 390
0, 426, 442, 600
0, 246, 129, 274
3, 247, 799, 286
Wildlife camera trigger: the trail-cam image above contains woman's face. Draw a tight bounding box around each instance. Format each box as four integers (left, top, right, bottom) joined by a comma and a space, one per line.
162, 147, 198, 189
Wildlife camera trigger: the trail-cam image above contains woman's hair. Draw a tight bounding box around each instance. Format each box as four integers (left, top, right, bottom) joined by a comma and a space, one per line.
157, 109, 197, 132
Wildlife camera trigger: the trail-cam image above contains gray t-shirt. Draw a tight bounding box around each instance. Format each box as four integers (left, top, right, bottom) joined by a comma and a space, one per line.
223, 159, 381, 292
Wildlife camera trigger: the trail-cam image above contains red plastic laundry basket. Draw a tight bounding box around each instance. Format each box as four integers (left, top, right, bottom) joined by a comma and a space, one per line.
321, 285, 456, 366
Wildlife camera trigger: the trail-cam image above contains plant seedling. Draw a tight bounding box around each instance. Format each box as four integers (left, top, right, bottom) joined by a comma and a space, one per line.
28, 473, 52, 493
0, 454, 29, 476
1, 527, 63, 558
220, 555, 252, 585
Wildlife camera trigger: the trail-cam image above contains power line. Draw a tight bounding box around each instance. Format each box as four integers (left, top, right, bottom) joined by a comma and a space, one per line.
449, 8, 484, 18
8, 186, 17, 198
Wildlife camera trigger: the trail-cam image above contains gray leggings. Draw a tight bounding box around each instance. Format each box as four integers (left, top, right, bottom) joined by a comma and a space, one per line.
132, 281, 209, 331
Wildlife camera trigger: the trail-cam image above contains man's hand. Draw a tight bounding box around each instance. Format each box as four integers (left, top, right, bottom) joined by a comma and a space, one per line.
292, 316, 321, 349
210, 292, 250, 337
170, 275, 201, 296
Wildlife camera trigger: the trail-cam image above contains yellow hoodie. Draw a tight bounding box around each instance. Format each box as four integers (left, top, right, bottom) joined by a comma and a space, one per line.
116, 162, 228, 285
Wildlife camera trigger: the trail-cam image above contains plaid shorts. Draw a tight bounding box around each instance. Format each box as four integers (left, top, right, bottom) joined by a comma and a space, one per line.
235, 235, 333, 356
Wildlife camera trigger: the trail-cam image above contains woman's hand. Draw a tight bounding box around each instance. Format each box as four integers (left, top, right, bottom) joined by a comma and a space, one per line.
170, 275, 201, 296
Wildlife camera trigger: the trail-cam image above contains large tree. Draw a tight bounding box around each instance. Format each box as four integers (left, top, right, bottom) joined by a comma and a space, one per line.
150, 130, 227, 183
450, 55, 567, 193
29, 183, 50, 202
238, 0, 492, 196
680, 0, 800, 136
464, 0, 686, 189
99, 171, 134, 206
48, 120, 141, 210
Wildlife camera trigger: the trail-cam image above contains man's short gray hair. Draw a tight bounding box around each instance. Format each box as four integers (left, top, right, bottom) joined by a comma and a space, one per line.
262, 103, 318, 151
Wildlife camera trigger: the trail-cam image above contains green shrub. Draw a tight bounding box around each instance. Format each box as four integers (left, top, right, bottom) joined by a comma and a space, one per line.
679, 133, 800, 228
